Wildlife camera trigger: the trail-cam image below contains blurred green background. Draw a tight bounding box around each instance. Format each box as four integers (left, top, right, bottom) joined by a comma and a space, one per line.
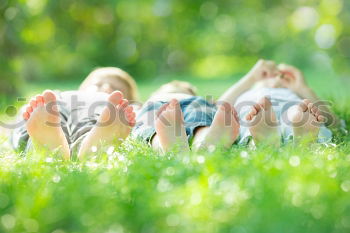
1, 0, 350, 100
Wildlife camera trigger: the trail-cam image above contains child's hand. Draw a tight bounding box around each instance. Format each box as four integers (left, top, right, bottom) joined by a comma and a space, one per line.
277, 64, 308, 92
246, 59, 280, 82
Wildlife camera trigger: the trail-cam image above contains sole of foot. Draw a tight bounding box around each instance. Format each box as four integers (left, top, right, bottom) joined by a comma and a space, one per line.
155, 99, 190, 153
246, 97, 280, 146
287, 99, 324, 144
192, 102, 240, 151
78, 91, 136, 159
24, 90, 70, 160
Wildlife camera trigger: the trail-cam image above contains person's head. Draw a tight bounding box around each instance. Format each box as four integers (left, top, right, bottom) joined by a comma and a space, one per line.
152, 80, 197, 96
79, 67, 138, 100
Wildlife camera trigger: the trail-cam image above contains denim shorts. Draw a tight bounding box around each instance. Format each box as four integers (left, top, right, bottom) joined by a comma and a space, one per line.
132, 97, 217, 143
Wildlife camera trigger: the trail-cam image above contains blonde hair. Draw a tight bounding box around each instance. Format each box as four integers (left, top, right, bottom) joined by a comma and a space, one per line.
79, 67, 138, 101
153, 80, 197, 96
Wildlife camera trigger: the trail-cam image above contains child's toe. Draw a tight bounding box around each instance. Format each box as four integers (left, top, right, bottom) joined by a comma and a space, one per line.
36, 95, 44, 106
246, 112, 253, 121
303, 99, 312, 106
130, 112, 136, 119
126, 112, 132, 119
23, 112, 30, 120
317, 115, 325, 123
119, 99, 129, 108
219, 105, 227, 112
156, 103, 169, 118
254, 103, 261, 112
43, 90, 57, 103
312, 106, 320, 116
310, 105, 318, 114
30, 99, 37, 108
168, 99, 179, 109
108, 91, 123, 105
220, 102, 231, 112
250, 106, 258, 115
246, 104, 259, 120
26, 106, 33, 114
297, 102, 307, 112
259, 97, 271, 110
125, 106, 133, 113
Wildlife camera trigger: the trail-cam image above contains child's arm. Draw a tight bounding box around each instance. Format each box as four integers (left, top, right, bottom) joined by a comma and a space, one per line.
278, 64, 340, 128
218, 59, 279, 104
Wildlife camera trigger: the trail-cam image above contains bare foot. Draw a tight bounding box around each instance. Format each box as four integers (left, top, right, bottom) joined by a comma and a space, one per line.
287, 99, 324, 143
24, 90, 70, 160
155, 99, 190, 153
192, 102, 240, 151
246, 97, 280, 146
78, 91, 136, 159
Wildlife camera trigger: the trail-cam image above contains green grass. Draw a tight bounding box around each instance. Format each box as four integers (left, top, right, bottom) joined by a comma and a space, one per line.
1, 76, 350, 233
1, 140, 350, 233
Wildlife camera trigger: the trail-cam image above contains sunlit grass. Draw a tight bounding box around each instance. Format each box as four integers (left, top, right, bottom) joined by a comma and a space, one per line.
1, 138, 350, 233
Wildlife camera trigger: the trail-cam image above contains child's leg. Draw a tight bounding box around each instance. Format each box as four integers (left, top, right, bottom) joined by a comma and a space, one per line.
245, 97, 280, 146
23, 90, 70, 160
192, 102, 240, 151
77, 91, 136, 159
285, 99, 324, 143
153, 99, 190, 153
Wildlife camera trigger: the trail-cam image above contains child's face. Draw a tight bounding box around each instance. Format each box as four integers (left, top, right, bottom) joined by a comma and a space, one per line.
88, 78, 131, 98
156, 82, 196, 96
254, 76, 285, 89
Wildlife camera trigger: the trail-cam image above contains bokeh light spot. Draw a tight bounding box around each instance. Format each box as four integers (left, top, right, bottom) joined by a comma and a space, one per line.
289, 156, 300, 167
315, 24, 336, 49
291, 7, 319, 31
1, 214, 15, 230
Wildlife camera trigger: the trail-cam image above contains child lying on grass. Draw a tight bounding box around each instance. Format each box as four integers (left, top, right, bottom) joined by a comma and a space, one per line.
131, 81, 240, 153
11, 60, 340, 159
219, 59, 339, 146
12, 77, 241, 158
133, 60, 339, 152
11, 67, 138, 160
